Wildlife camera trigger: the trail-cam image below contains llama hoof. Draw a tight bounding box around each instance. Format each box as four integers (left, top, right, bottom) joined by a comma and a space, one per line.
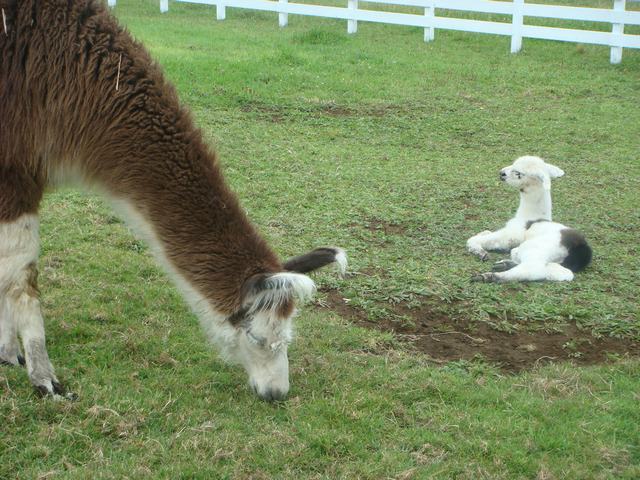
0, 354, 25, 367
492, 260, 517, 272
479, 251, 490, 262
34, 381, 78, 401
471, 272, 498, 283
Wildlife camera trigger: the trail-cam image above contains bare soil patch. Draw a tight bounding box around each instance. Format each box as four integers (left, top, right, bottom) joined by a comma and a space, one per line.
320, 289, 640, 372
352, 218, 408, 236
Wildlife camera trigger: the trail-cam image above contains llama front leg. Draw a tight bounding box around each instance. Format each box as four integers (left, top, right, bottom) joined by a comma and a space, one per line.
11, 265, 67, 397
0, 215, 71, 398
0, 217, 30, 367
0, 297, 24, 366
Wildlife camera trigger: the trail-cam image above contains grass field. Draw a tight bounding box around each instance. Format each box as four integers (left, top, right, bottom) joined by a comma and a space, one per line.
1, 1, 639, 478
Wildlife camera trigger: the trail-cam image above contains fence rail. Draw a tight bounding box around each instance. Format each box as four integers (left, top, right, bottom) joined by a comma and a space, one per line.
108, 0, 640, 64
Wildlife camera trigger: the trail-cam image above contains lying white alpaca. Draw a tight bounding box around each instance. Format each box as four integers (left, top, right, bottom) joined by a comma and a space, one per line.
467, 156, 592, 283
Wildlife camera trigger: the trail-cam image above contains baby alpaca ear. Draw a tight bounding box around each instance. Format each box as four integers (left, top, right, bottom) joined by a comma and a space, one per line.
544, 163, 565, 179
537, 172, 552, 191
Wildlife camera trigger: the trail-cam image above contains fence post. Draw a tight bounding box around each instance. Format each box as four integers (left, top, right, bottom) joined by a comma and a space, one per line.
160, 0, 168, 13
511, 0, 524, 53
108, 0, 116, 7
424, 1, 435, 42
610, 0, 625, 64
348, 0, 357, 34
217, 1, 226, 20
279, 0, 288, 27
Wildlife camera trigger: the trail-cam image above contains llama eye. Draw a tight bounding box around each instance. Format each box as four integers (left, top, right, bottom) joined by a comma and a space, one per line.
247, 330, 267, 348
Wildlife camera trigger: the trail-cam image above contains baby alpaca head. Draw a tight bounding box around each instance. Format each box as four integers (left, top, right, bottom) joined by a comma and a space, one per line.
499, 156, 564, 192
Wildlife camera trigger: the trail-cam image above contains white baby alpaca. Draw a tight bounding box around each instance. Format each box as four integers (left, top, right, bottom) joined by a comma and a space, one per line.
467, 156, 591, 283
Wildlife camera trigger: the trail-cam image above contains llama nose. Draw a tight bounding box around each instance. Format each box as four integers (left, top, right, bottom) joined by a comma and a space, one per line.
258, 388, 287, 403
499, 171, 507, 180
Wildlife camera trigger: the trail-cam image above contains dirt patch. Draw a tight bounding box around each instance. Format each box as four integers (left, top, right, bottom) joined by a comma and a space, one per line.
239, 102, 285, 123
320, 102, 406, 118
344, 218, 410, 246
320, 289, 640, 372
357, 218, 408, 236
319, 104, 356, 117
346, 217, 409, 236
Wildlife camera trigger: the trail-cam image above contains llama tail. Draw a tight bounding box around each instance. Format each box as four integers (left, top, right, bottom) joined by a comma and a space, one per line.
283, 247, 347, 277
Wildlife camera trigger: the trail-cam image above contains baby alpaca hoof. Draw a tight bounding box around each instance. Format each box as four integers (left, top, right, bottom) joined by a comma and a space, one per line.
469, 249, 489, 261
471, 272, 498, 283
492, 260, 517, 272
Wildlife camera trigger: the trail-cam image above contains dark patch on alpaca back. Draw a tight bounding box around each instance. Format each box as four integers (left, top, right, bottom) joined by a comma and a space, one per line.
560, 229, 592, 273
525, 219, 549, 230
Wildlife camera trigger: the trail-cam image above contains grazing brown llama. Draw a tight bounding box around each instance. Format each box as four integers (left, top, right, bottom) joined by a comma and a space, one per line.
0, 0, 346, 401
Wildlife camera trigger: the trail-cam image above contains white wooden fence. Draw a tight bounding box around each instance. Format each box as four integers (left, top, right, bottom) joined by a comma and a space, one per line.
108, 0, 640, 64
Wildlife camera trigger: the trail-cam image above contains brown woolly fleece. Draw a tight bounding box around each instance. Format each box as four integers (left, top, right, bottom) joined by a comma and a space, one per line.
0, 0, 285, 314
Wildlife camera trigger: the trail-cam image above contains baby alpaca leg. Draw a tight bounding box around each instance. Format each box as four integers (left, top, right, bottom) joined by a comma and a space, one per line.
492, 259, 518, 272
466, 230, 493, 260
473, 262, 574, 283
472, 262, 548, 283
492, 246, 522, 271
467, 227, 521, 260
544, 263, 574, 282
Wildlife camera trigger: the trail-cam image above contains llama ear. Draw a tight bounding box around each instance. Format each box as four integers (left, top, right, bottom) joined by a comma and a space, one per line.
544, 163, 565, 179
241, 272, 316, 312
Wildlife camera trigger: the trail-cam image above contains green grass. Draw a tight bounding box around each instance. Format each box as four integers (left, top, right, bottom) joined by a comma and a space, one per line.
1, 1, 639, 478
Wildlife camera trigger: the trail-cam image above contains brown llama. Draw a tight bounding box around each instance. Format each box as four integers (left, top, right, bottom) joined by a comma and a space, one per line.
0, 0, 346, 401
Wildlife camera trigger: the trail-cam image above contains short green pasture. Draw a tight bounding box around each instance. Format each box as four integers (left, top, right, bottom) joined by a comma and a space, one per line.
1, 1, 638, 478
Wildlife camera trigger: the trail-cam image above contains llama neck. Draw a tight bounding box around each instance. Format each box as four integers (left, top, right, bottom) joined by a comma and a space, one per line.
515, 187, 552, 221
107, 140, 281, 316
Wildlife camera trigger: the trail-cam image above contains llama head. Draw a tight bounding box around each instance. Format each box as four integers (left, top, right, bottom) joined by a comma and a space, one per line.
231, 272, 315, 402
499, 156, 564, 191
